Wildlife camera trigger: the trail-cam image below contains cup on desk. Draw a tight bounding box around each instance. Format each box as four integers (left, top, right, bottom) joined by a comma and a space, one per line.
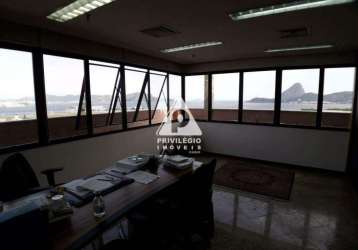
50, 195, 66, 211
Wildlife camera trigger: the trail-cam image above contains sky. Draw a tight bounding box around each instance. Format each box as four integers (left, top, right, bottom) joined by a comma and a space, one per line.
0, 48, 356, 102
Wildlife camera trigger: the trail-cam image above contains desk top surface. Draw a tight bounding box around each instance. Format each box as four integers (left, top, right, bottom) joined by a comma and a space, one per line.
49, 160, 203, 250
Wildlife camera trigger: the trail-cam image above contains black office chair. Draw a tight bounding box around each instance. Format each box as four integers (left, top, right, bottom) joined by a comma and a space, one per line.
182, 158, 216, 239
127, 159, 216, 249
0, 153, 63, 202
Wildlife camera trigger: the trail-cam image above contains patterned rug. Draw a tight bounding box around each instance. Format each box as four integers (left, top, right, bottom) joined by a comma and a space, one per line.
214, 160, 295, 200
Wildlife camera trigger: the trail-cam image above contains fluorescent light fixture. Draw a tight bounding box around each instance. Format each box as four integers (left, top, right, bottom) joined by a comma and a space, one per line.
47, 0, 116, 22
265, 44, 334, 53
229, 0, 355, 21
161, 41, 223, 53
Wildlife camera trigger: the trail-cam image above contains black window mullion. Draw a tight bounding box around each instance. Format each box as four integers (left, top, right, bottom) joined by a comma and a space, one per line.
147, 70, 151, 125
167, 73, 170, 112
181, 75, 185, 101
32, 49, 49, 144
84, 59, 94, 135
274, 69, 282, 125
120, 65, 127, 130
106, 66, 121, 126
208, 74, 212, 121
182, 75, 186, 120
238, 72, 243, 123
316, 67, 325, 128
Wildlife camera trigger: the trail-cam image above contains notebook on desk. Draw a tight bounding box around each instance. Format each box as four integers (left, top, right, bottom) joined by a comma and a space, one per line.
63, 173, 134, 207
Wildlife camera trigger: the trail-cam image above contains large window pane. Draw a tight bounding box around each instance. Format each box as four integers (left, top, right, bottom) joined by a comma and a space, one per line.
243, 71, 275, 123
322, 67, 356, 128
90, 60, 122, 134
212, 73, 239, 121
185, 75, 208, 120
169, 74, 182, 106
0, 48, 37, 148
43, 55, 87, 140
280, 69, 320, 126
150, 71, 168, 124
125, 66, 149, 128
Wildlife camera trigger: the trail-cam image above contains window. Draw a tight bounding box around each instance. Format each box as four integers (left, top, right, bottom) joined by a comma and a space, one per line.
322, 67, 356, 128
89, 60, 123, 134
280, 69, 320, 126
243, 71, 276, 123
0, 48, 37, 148
212, 73, 240, 121
125, 66, 149, 128
150, 70, 168, 124
169, 74, 182, 107
185, 75, 208, 120
43, 54, 88, 140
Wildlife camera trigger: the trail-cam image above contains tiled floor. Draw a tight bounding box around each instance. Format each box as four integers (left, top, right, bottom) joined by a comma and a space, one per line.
208, 154, 358, 250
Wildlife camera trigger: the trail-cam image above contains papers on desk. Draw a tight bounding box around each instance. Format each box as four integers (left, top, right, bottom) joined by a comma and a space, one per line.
164, 155, 194, 170
167, 155, 190, 164
62, 179, 89, 200
63, 174, 123, 199
127, 170, 159, 184
80, 175, 113, 193
115, 154, 152, 174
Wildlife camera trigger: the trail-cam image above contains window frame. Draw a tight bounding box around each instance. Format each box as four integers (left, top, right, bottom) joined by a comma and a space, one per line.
211, 72, 240, 122
184, 74, 210, 121
89, 60, 124, 134
241, 69, 277, 125
321, 66, 356, 129
0, 41, 356, 155
185, 65, 356, 130
278, 68, 321, 127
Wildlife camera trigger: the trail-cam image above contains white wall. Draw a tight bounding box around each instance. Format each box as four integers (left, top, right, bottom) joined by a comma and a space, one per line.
199, 122, 350, 172
0, 126, 159, 186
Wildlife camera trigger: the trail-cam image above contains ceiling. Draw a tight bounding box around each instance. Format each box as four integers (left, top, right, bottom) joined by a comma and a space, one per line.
0, 0, 357, 64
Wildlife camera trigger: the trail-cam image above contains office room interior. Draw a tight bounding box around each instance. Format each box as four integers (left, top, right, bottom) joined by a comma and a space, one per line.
0, 0, 358, 249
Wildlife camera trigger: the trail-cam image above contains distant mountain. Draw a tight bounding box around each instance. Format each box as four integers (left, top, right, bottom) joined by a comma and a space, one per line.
247, 82, 353, 103
248, 97, 274, 103
282, 83, 305, 102
324, 91, 353, 103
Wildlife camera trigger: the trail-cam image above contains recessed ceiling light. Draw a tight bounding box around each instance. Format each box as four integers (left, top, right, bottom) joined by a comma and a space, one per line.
161, 41, 223, 53
229, 0, 355, 21
47, 0, 116, 22
265, 44, 334, 53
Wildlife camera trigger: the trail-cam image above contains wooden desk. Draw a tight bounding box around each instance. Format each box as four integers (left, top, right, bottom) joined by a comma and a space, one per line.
50, 162, 202, 250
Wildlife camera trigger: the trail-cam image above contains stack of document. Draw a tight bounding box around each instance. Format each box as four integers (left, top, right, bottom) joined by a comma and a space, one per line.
127, 170, 159, 184
164, 155, 194, 170
115, 154, 151, 174
63, 173, 128, 200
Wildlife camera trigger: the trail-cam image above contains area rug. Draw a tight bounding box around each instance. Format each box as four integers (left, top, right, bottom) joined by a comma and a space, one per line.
214, 160, 295, 200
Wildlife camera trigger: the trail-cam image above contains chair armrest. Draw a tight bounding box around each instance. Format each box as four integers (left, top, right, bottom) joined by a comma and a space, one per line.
41, 168, 63, 175
40, 168, 64, 186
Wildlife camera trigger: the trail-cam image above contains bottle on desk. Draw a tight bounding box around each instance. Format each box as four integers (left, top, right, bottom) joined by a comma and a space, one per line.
93, 192, 106, 218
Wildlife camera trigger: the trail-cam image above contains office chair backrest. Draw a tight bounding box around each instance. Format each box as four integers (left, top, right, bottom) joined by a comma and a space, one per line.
0, 153, 39, 202
185, 159, 216, 238
188, 159, 216, 202
0, 202, 50, 250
